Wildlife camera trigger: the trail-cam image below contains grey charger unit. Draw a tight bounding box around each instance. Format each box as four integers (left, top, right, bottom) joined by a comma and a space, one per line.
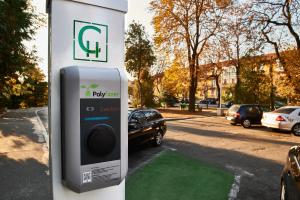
60, 66, 128, 193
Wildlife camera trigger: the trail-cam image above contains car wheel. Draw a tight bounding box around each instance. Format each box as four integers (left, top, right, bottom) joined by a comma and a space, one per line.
292, 123, 300, 136
280, 181, 288, 200
242, 119, 251, 128
153, 130, 163, 146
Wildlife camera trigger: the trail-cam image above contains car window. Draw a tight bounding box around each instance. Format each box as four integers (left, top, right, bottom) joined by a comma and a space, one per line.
273, 108, 297, 114
130, 111, 146, 124
228, 105, 240, 112
297, 153, 300, 163
249, 106, 260, 114
144, 111, 152, 119
154, 111, 162, 119
144, 111, 154, 121
144, 110, 159, 121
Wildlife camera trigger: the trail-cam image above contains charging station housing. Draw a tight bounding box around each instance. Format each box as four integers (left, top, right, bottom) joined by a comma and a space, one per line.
60, 66, 128, 193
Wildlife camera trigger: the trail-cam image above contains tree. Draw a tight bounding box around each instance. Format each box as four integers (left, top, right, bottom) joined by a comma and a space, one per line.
131, 71, 155, 107
221, 1, 263, 103
2, 66, 48, 108
252, 0, 300, 103
162, 57, 189, 99
0, 0, 45, 108
202, 38, 229, 106
125, 22, 156, 107
150, 0, 223, 111
238, 57, 272, 106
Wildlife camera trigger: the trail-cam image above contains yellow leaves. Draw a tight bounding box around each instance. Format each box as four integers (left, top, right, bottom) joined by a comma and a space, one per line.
162, 61, 189, 97
215, 0, 231, 8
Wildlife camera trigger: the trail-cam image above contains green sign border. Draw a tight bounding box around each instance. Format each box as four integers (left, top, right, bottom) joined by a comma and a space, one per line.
73, 20, 108, 62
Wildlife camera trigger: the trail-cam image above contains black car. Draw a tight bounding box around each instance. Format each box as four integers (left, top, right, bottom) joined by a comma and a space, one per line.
281, 146, 300, 200
128, 108, 167, 146
226, 104, 263, 128
199, 98, 217, 105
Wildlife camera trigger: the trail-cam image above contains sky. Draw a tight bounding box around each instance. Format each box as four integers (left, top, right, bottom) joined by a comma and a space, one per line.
30, 0, 154, 78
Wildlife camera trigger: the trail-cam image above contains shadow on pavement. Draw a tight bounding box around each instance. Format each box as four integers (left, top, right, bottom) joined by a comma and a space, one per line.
128, 142, 164, 176
165, 139, 283, 200
0, 111, 41, 144
0, 109, 51, 200
158, 108, 216, 117
0, 154, 51, 200
168, 124, 300, 147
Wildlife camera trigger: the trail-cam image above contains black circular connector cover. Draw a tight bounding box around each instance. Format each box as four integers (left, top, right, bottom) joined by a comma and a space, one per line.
87, 124, 116, 157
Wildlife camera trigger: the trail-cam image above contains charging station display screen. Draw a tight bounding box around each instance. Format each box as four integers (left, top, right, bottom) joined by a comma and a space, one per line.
80, 98, 121, 165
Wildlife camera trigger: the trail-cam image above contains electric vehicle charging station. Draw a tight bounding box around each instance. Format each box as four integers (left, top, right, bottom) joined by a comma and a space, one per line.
47, 0, 128, 199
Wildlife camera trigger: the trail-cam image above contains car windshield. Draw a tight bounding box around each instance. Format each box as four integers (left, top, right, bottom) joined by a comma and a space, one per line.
128, 111, 132, 116
228, 105, 240, 112
272, 107, 297, 114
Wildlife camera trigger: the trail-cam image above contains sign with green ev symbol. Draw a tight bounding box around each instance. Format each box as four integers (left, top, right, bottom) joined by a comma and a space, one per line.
73, 20, 108, 62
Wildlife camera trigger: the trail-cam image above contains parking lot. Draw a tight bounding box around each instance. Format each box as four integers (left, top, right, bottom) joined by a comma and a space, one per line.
1, 108, 300, 199
156, 110, 300, 199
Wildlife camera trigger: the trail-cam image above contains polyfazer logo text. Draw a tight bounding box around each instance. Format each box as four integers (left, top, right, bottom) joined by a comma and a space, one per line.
80, 84, 119, 98
91, 91, 119, 98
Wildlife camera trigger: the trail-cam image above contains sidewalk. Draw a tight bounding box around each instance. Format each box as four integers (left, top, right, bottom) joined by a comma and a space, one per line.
0, 108, 51, 200
158, 107, 219, 119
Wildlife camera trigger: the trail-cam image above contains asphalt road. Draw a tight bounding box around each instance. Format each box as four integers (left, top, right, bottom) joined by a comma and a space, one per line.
164, 116, 300, 200
0, 108, 51, 200
6, 107, 300, 200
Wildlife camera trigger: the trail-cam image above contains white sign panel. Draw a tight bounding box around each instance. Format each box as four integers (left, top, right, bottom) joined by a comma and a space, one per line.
49, 0, 127, 199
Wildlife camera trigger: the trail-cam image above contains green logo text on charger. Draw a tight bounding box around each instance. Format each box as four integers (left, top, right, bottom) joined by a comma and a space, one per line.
73, 20, 108, 62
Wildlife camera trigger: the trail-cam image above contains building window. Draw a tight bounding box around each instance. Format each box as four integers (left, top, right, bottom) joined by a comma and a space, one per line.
259, 64, 265, 71
212, 80, 216, 87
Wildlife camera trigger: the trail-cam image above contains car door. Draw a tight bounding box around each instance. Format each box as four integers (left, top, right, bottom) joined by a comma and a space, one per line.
292, 109, 300, 125
142, 110, 156, 139
247, 106, 261, 124
287, 148, 300, 200
253, 106, 263, 124
128, 111, 146, 140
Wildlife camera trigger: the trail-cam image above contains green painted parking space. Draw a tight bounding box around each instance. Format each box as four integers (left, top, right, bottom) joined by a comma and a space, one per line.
126, 151, 234, 200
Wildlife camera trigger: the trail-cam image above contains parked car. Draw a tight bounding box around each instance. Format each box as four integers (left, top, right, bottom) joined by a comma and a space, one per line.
281, 146, 300, 200
224, 101, 233, 108
128, 108, 167, 146
199, 98, 217, 105
226, 104, 263, 128
261, 106, 300, 136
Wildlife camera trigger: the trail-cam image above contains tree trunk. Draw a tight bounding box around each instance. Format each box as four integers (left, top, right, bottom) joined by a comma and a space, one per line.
188, 63, 197, 112
269, 65, 275, 110
215, 76, 221, 107
137, 79, 143, 107
234, 62, 241, 103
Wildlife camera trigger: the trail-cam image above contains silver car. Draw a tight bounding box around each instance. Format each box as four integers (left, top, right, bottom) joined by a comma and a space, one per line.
261, 106, 300, 136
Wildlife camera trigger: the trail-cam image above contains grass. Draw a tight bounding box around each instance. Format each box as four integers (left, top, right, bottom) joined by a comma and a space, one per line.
126, 151, 234, 200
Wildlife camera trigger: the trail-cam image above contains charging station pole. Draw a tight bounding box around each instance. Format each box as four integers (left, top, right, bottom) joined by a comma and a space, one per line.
47, 0, 128, 199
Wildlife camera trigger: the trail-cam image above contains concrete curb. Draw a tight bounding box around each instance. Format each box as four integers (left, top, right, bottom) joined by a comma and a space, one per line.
0, 108, 8, 118
35, 108, 49, 148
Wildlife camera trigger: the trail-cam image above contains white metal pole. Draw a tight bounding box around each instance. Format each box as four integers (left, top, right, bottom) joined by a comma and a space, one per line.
48, 0, 128, 199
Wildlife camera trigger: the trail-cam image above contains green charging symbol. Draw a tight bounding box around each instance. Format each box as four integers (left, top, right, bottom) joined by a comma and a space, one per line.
78, 25, 101, 58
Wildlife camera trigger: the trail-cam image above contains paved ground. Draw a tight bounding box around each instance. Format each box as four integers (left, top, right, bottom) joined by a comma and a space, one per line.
162, 113, 300, 200
3, 107, 300, 200
0, 108, 51, 200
